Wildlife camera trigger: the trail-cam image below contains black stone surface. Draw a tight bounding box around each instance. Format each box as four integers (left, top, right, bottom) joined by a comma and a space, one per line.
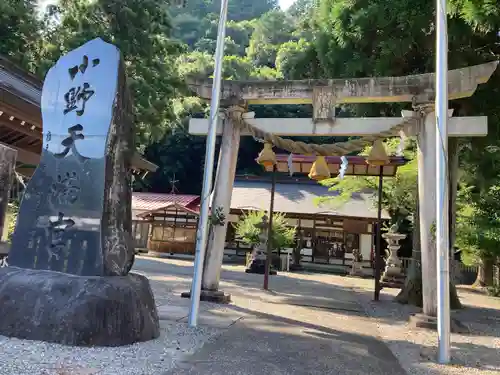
9, 38, 135, 276
0, 266, 160, 346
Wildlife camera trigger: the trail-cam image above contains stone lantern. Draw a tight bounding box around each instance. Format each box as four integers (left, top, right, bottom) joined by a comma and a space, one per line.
245, 215, 276, 275
381, 227, 407, 288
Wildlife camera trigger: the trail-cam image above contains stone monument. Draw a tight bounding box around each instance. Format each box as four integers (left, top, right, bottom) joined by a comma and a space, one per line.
0, 38, 159, 346
381, 228, 407, 288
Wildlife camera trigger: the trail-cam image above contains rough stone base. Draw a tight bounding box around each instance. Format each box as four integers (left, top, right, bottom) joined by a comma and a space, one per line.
245, 267, 277, 275
0, 267, 160, 346
289, 264, 304, 271
0, 241, 9, 256
409, 313, 470, 334
181, 289, 231, 304
381, 275, 405, 289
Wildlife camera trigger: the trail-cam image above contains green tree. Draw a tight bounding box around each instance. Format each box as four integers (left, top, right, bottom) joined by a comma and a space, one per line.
42, 0, 184, 144
235, 211, 296, 251
169, 0, 278, 23
456, 183, 500, 287
0, 0, 41, 72
276, 39, 319, 79
141, 96, 207, 194
320, 139, 417, 229
247, 9, 296, 67
177, 51, 255, 80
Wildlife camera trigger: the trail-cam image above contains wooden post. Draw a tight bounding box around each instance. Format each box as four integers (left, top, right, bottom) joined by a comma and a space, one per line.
202, 115, 241, 292
263, 165, 277, 290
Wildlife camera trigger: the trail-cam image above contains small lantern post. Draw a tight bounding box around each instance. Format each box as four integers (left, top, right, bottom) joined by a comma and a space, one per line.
256, 143, 278, 290
366, 140, 389, 301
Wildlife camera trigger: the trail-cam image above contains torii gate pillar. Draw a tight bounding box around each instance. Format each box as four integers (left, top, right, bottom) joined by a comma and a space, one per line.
202, 111, 241, 296
403, 107, 455, 320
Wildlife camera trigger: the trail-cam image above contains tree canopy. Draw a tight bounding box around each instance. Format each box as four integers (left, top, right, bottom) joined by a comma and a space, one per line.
3, 0, 500, 286
0, 0, 41, 72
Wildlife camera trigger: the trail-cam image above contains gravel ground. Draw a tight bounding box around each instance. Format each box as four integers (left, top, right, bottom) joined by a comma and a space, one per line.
0, 320, 221, 375
0, 275, 221, 375
342, 278, 500, 375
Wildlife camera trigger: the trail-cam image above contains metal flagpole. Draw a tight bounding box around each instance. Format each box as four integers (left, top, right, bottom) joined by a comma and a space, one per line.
435, 0, 451, 363
188, 0, 230, 327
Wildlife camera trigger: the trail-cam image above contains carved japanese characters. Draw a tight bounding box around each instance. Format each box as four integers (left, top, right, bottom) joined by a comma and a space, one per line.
9, 38, 135, 276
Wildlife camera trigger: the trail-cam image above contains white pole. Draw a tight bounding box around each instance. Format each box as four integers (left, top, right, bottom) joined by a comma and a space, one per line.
436, 0, 451, 363
188, 0, 230, 327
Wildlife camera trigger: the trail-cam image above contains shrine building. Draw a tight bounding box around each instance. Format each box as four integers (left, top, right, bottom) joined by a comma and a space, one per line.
131, 155, 407, 275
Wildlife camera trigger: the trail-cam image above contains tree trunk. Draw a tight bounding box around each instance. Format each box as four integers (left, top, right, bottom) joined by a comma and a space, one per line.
396, 195, 423, 306
448, 138, 462, 309
474, 257, 495, 287
448, 138, 459, 283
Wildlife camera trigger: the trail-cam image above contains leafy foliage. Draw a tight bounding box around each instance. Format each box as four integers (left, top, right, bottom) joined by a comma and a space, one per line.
456, 184, 500, 263
6, 203, 19, 244
320, 138, 417, 228
41, 0, 185, 145
0, 0, 41, 72
3, 0, 500, 281
234, 211, 296, 250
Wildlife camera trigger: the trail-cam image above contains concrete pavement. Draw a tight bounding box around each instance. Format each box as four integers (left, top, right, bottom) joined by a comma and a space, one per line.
133, 256, 407, 375
164, 311, 407, 375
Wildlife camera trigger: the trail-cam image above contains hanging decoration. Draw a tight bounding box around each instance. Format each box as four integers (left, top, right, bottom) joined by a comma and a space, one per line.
338, 156, 348, 180
396, 130, 406, 156
287, 153, 295, 176
308, 156, 330, 181
256, 142, 277, 171
366, 139, 389, 166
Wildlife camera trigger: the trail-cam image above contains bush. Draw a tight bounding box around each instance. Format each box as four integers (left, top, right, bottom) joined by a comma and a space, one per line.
6, 203, 19, 243
234, 211, 296, 251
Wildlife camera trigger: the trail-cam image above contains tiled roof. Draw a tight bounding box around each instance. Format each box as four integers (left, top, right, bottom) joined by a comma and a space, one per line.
132, 192, 199, 212
230, 180, 390, 220
136, 202, 200, 218
0, 56, 42, 106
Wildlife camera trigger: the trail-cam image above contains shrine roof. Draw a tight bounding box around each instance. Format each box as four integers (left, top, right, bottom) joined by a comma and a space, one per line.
132, 192, 200, 218
230, 179, 390, 220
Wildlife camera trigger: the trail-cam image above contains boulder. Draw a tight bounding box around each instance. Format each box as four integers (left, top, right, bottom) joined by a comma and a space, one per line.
0, 267, 159, 346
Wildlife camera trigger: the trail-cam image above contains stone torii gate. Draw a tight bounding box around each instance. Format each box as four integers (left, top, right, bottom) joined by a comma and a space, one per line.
188, 62, 498, 321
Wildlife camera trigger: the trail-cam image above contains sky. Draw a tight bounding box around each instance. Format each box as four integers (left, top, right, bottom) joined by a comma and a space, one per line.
279, 0, 296, 9
39, 0, 297, 11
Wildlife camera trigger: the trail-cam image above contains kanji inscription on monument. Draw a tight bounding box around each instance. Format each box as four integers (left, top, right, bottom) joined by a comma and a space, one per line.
9, 38, 135, 276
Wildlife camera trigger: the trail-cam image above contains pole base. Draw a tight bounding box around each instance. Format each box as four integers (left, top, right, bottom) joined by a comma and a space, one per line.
409, 313, 470, 334
180, 289, 231, 304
